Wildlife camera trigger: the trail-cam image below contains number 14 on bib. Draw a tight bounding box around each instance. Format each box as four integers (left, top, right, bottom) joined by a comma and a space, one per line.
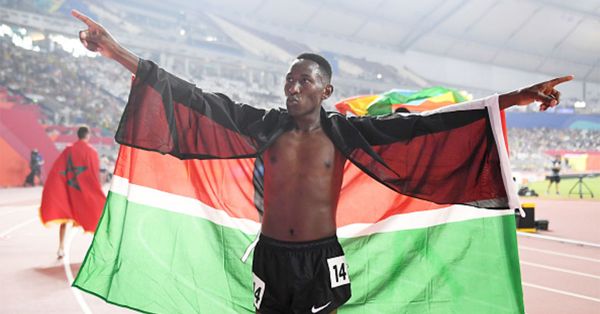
327, 256, 350, 288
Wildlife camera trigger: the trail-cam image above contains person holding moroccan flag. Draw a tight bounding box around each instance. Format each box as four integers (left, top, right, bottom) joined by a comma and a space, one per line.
40, 126, 106, 258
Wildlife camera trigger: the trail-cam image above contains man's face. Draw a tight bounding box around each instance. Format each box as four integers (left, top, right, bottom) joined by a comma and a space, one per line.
284, 59, 332, 117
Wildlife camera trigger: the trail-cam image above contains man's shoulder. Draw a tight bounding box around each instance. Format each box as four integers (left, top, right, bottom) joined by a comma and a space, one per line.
72, 140, 98, 152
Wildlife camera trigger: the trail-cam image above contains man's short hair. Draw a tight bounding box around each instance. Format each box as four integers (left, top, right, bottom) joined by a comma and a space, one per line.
296, 53, 332, 82
77, 125, 90, 139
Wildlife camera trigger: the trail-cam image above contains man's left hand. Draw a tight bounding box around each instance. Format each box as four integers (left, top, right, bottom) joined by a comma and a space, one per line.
500, 75, 574, 111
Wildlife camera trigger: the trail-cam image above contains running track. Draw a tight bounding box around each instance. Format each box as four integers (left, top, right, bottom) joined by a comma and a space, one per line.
1, 187, 598, 313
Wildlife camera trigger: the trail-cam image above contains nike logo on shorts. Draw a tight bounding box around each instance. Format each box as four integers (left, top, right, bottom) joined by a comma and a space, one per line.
311, 301, 332, 313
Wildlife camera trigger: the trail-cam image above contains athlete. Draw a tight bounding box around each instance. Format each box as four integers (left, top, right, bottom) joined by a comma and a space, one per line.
72, 9, 571, 314
40, 126, 105, 259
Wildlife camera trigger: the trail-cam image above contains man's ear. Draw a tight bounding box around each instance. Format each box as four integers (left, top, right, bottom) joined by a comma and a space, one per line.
322, 84, 334, 100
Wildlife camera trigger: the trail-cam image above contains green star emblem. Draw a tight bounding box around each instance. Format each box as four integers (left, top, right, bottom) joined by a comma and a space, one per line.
59, 154, 88, 191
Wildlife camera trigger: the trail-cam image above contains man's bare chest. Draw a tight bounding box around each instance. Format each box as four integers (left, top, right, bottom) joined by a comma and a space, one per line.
265, 131, 337, 176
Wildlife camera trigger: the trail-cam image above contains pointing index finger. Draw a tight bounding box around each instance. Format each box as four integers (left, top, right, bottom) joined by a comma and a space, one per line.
71, 9, 97, 27
548, 75, 574, 87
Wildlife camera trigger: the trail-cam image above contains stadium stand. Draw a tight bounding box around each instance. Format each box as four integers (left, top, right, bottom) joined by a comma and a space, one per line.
508, 127, 600, 172
1, 1, 599, 186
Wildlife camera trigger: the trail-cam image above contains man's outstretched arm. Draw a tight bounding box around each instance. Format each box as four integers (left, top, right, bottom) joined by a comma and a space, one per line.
498, 75, 574, 111
72, 9, 139, 74
72, 10, 269, 159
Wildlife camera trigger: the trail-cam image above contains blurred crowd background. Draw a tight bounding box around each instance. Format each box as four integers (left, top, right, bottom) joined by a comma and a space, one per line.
1, 0, 599, 188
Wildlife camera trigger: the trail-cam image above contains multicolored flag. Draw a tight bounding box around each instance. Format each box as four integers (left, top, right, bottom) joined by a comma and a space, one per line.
335, 86, 470, 116
40, 140, 105, 232
73, 60, 524, 313
335, 86, 511, 154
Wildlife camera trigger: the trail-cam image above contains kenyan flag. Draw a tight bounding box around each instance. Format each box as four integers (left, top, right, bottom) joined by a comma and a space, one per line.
73, 59, 523, 313
74, 147, 524, 313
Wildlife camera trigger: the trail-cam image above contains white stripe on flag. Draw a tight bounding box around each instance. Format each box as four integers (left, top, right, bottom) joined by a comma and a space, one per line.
110, 176, 514, 237
110, 175, 261, 234
337, 205, 513, 237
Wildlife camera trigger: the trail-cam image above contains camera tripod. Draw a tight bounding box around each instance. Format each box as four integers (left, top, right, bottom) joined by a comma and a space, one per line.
568, 175, 594, 199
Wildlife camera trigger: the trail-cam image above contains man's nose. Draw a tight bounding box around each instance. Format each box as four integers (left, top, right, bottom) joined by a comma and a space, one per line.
287, 81, 300, 94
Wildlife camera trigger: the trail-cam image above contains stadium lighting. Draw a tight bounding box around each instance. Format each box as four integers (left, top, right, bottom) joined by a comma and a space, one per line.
49, 34, 97, 58
179, 29, 186, 36
0, 24, 11, 36
574, 100, 586, 108
459, 90, 473, 101
376, 73, 383, 80
30, 32, 45, 42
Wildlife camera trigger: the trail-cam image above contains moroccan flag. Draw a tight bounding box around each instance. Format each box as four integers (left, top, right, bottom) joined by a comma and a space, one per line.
335, 87, 470, 116
73, 60, 523, 313
40, 140, 105, 232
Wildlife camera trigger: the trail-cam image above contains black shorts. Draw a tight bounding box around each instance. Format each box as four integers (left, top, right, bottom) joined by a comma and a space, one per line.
252, 234, 351, 314
549, 175, 561, 183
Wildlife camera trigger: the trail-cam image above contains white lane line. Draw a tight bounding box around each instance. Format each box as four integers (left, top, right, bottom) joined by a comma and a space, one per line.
517, 232, 600, 248
520, 245, 600, 263
520, 261, 600, 280
0, 209, 30, 218
0, 205, 38, 218
522, 282, 600, 303
0, 217, 37, 238
62, 227, 92, 314
0, 202, 38, 207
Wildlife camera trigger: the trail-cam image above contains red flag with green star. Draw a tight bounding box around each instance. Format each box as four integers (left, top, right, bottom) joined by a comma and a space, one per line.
40, 140, 106, 232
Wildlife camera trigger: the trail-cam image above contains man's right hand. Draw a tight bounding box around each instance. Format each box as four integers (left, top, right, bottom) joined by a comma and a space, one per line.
72, 9, 139, 73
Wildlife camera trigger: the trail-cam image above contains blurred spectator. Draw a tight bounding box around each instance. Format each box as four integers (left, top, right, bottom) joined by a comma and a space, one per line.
24, 148, 44, 186
99, 154, 113, 184
546, 155, 562, 194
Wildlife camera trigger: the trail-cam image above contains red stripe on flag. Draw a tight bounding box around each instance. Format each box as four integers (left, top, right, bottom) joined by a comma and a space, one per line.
113, 145, 450, 227
337, 162, 445, 226
113, 146, 261, 222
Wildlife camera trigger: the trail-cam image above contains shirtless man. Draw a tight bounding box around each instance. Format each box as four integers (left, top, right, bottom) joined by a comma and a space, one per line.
72, 9, 571, 314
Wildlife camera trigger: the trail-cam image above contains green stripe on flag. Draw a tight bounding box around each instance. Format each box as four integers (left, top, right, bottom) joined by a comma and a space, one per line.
74, 192, 255, 313
75, 192, 523, 313
366, 87, 466, 116
340, 214, 523, 313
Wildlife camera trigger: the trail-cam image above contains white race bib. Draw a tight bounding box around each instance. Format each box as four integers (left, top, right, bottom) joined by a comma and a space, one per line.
327, 255, 350, 288
252, 273, 266, 309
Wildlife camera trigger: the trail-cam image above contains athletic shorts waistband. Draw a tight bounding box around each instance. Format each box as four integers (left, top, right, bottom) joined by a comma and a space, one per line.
258, 234, 338, 249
